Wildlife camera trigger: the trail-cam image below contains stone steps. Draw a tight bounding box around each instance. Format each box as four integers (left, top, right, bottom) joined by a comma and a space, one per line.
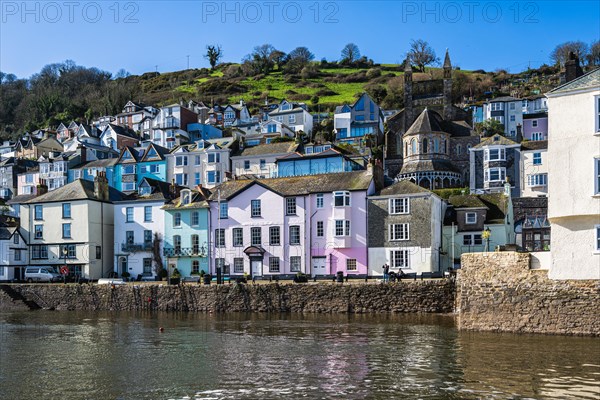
0, 285, 40, 310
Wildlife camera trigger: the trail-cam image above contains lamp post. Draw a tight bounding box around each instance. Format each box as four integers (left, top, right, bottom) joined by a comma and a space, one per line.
483, 227, 491, 253
62, 246, 68, 284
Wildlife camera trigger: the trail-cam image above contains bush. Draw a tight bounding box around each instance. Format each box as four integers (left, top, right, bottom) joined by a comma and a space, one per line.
171, 268, 181, 278
366, 68, 382, 79
158, 268, 168, 278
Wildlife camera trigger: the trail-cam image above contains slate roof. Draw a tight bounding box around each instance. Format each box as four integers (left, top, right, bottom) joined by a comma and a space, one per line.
107, 123, 138, 139
400, 159, 460, 174
405, 108, 444, 135
233, 142, 299, 157
521, 140, 548, 151
486, 96, 520, 102
377, 179, 432, 196
474, 134, 519, 148
0, 226, 16, 240
120, 178, 178, 203
446, 193, 509, 224
447, 194, 488, 209
73, 158, 118, 169
547, 68, 600, 94
23, 179, 126, 204
162, 188, 211, 210
210, 170, 373, 201
6, 194, 37, 205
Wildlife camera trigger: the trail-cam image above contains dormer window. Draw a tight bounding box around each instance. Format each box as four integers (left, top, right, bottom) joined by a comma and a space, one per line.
181, 190, 191, 206
465, 212, 477, 224
138, 182, 152, 196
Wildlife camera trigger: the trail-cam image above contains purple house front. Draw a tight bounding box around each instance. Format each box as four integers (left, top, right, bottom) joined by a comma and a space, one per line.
208, 170, 377, 277
522, 112, 548, 141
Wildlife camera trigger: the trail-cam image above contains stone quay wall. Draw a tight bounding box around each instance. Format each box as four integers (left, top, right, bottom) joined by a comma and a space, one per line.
457, 252, 600, 336
8, 280, 455, 314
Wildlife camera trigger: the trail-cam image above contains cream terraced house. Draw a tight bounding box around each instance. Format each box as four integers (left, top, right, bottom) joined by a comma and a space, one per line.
20, 173, 124, 279
546, 68, 600, 280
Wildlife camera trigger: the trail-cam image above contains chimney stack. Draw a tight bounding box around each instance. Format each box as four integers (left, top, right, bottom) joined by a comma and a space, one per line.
565, 51, 583, 83
94, 171, 109, 201
36, 180, 48, 196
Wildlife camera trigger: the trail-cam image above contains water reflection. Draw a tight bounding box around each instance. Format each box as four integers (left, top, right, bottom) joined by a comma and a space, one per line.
0, 312, 597, 400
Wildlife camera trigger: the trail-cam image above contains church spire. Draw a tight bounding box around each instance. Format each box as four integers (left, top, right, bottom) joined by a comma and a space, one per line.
443, 48, 452, 70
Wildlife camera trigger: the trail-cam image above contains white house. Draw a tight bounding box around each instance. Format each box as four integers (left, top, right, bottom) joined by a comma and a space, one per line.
520, 141, 548, 198
267, 100, 314, 135
113, 178, 176, 279
0, 225, 28, 281
230, 141, 299, 178
483, 96, 523, 138
545, 68, 600, 280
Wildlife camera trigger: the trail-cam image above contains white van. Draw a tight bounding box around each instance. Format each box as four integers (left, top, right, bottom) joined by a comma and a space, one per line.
24, 267, 61, 283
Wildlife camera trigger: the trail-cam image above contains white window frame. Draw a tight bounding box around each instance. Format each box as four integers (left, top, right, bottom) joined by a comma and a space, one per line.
484, 148, 506, 161
389, 223, 409, 241
595, 225, 600, 253
333, 191, 350, 207
390, 250, 409, 269
286, 197, 297, 215
595, 96, 600, 133
316, 193, 324, 208
290, 256, 301, 272
269, 257, 280, 273
334, 220, 351, 237
346, 259, 357, 271
527, 173, 548, 187
389, 198, 409, 214
485, 167, 506, 182
532, 152, 542, 165
465, 212, 477, 224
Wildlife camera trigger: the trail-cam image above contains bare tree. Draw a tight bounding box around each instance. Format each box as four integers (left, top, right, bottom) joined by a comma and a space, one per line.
205, 45, 223, 70
246, 44, 278, 74
550, 41, 590, 67
587, 40, 600, 67
341, 43, 361, 64
408, 39, 438, 72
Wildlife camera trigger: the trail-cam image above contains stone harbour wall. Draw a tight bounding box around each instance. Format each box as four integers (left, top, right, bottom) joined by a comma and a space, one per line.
8, 280, 455, 314
458, 252, 600, 336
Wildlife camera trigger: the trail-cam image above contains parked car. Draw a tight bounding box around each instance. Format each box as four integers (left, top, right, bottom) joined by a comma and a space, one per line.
24, 267, 62, 283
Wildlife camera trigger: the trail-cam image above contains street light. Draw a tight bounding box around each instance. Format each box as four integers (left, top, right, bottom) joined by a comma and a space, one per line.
482, 227, 491, 252
62, 246, 68, 283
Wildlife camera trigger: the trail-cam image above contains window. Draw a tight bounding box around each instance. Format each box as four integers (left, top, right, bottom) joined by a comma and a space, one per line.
485, 168, 506, 182
596, 96, 600, 132
288, 114, 296, 124
96, 246, 102, 259
269, 226, 280, 246
510, 115, 515, 122
122, 165, 136, 174
389, 224, 409, 241
34, 225, 43, 239
122, 182, 136, 192
173, 235, 181, 253
62, 223, 71, 238
195, 156, 201, 166
34, 205, 43, 220
533, 153, 542, 165
234, 258, 244, 273
191, 211, 199, 226
244, 160, 251, 170
334, 220, 351, 236
207, 171, 221, 184
389, 198, 409, 214
126, 207, 134, 222
485, 148, 505, 161
207, 153, 220, 163
490, 102, 503, 111
596, 225, 600, 252
175, 173, 188, 186
175, 156, 188, 166
215, 229, 225, 247
463, 234, 483, 246
191, 234, 200, 254
290, 256, 301, 272
233, 228, 244, 247
390, 250, 409, 269
509, 102, 515, 110
251, 227, 262, 246
532, 120, 538, 127
346, 259, 357, 271
174, 212, 181, 227
194, 173, 201, 186
286, 197, 296, 215
31, 245, 48, 259
259, 159, 266, 169
251, 200, 261, 217
144, 206, 152, 222
289, 226, 300, 245
62, 203, 71, 219
316, 193, 324, 208
595, 158, 600, 194
13, 234, 19, 244
532, 132, 544, 141
220, 202, 228, 219
316, 221, 324, 237
144, 230, 153, 245
60, 244, 76, 258
333, 191, 350, 207
527, 174, 548, 187
144, 258, 153, 275
269, 257, 280, 273
126, 230, 134, 245
466, 212, 477, 224
14, 249, 22, 261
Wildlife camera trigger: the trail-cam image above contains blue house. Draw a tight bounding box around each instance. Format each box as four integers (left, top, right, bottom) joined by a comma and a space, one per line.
186, 123, 223, 142
162, 187, 211, 277
276, 146, 365, 177
69, 158, 118, 188
138, 143, 169, 183
333, 93, 385, 145
114, 144, 169, 192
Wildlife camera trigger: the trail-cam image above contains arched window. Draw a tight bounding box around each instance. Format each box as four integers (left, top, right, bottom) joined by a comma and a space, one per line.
434, 138, 439, 153
422, 138, 428, 153
456, 144, 462, 155
442, 140, 447, 154
411, 138, 417, 155
405, 141, 409, 156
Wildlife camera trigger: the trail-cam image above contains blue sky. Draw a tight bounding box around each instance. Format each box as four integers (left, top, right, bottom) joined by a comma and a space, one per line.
1, 1, 599, 78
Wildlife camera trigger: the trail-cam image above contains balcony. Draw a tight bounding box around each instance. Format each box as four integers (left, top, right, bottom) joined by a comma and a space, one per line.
163, 246, 207, 257
121, 242, 153, 252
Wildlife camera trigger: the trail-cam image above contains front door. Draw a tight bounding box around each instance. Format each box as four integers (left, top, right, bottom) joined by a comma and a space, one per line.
251, 259, 262, 277
312, 256, 327, 276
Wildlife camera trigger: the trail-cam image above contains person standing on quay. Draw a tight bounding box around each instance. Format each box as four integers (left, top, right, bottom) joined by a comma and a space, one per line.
383, 264, 390, 283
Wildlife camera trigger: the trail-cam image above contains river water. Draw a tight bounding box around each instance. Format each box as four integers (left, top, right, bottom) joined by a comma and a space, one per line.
0, 312, 598, 400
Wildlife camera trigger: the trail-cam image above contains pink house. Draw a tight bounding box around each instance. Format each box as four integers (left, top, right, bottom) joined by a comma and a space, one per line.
17, 170, 40, 195
523, 112, 548, 141
208, 170, 377, 277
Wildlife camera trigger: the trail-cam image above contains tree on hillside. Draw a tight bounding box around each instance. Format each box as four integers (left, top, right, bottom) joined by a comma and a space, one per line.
475, 119, 504, 137
270, 50, 287, 70
408, 39, 438, 72
246, 44, 279, 74
205, 45, 223, 70
341, 43, 360, 64
587, 40, 600, 66
550, 41, 589, 67
284, 47, 315, 73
